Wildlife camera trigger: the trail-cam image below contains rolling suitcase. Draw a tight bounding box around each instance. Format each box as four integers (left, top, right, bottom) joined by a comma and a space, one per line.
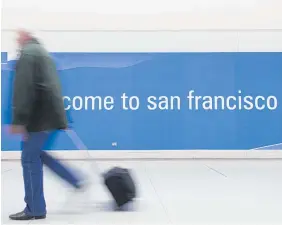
103, 166, 136, 208
66, 130, 137, 210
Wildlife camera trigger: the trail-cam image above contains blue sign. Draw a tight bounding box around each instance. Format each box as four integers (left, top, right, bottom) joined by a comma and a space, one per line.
2, 52, 282, 151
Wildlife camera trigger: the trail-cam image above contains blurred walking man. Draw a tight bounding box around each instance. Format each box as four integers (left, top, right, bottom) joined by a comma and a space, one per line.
9, 30, 86, 220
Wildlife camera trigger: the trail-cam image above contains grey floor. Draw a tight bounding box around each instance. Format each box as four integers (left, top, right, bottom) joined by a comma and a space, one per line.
2, 159, 282, 225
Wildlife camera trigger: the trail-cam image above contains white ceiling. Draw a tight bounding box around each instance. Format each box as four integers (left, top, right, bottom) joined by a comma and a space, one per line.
2, 0, 259, 13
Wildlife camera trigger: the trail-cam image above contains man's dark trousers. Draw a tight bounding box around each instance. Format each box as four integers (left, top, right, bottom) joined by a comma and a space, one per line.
22, 131, 80, 216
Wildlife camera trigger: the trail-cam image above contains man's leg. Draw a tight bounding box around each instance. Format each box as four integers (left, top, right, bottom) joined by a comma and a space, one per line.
41, 151, 82, 189
40, 131, 83, 189
9, 132, 49, 220
22, 132, 49, 216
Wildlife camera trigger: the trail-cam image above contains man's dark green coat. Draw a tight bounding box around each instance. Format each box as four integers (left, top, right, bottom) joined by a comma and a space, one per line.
12, 38, 68, 132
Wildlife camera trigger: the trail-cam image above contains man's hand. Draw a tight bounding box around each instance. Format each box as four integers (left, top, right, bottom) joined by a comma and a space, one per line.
9, 125, 28, 140
9, 125, 25, 134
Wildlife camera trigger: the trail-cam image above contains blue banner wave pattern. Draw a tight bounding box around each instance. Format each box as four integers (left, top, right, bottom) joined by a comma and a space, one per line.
1, 52, 282, 151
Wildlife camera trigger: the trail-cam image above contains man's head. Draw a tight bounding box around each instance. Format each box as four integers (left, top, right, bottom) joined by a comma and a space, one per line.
16, 29, 33, 47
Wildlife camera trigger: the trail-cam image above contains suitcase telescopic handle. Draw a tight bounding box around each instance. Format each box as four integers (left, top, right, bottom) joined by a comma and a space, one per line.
66, 129, 88, 150
65, 129, 102, 175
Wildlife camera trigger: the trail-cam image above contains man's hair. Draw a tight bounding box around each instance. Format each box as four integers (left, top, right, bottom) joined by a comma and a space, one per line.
18, 29, 33, 37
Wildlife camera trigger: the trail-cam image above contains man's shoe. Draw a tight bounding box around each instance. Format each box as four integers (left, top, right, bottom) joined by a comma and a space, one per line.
9, 211, 46, 220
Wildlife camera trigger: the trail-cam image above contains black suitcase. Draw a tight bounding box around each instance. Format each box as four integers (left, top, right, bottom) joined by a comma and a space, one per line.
103, 167, 137, 209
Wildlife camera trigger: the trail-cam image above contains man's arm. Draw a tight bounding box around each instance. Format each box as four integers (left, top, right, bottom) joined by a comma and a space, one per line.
12, 54, 35, 127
